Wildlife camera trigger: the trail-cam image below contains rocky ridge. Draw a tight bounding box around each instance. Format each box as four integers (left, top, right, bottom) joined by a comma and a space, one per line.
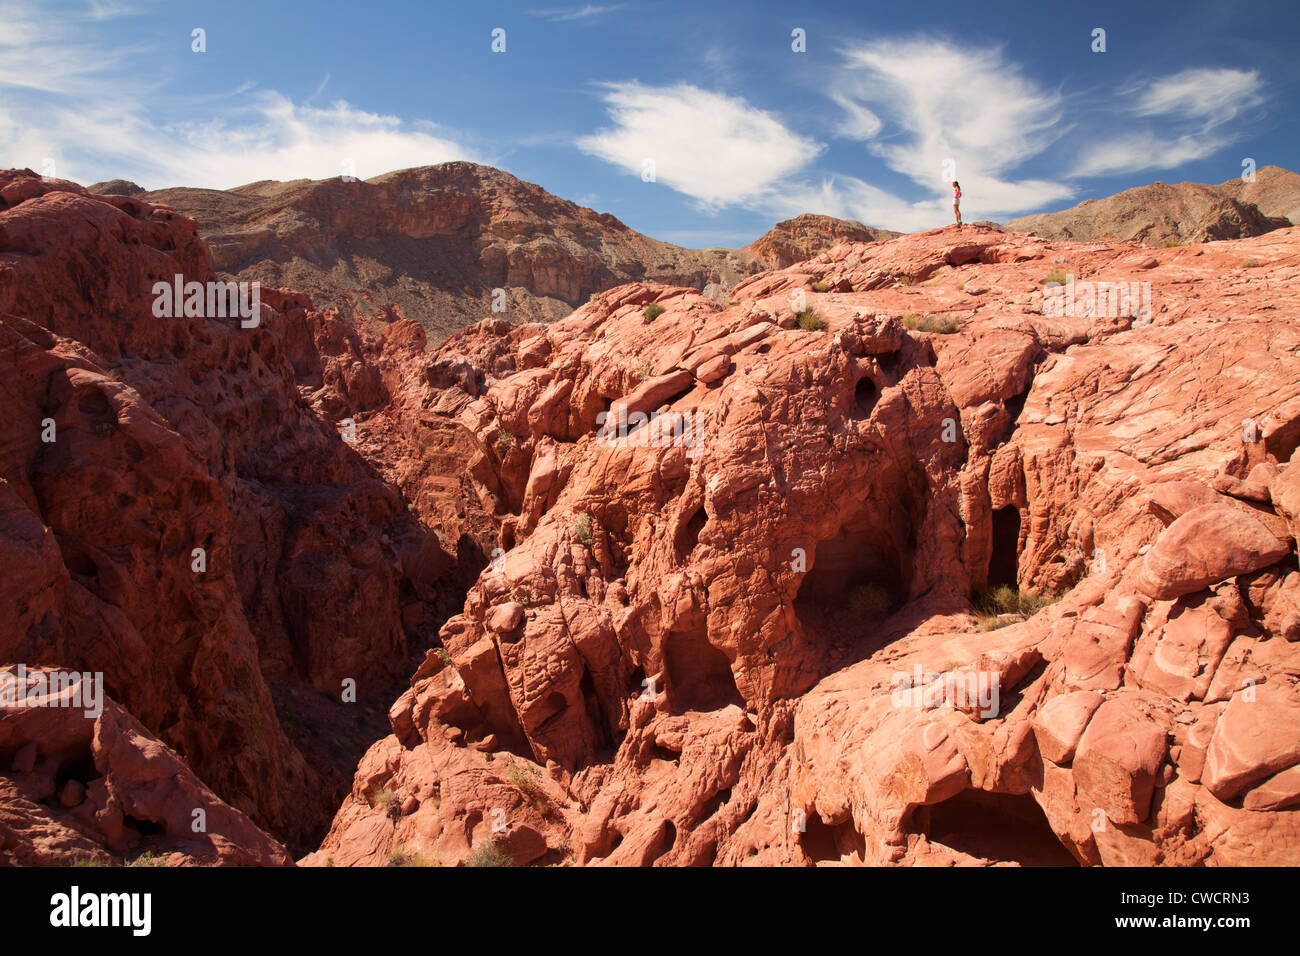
4, 168, 1300, 866
100, 164, 892, 344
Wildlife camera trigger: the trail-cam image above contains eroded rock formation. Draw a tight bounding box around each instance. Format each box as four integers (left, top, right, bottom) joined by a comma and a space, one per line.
307, 221, 1300, 866
6, 167, 1300, 868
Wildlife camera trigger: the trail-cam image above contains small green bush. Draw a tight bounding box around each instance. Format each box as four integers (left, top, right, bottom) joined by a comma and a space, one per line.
574, 513, 593, 547
496, 430, 515, 453
1041, 269, 1068, 285
643, 303, 666, 323
1163, 239, 1182, 248
795, 309, 826, 331
903, 313, 959, 334
973, 586, 1060, 630
467, 841, 512, 868
505, 756, 544, 797
810, 280, 830, 293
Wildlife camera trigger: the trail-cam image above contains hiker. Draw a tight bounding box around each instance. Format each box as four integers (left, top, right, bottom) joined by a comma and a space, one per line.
952, 181, 962, 227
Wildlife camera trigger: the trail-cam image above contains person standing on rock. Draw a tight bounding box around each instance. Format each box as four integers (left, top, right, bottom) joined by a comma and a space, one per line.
952, 181, 963, 228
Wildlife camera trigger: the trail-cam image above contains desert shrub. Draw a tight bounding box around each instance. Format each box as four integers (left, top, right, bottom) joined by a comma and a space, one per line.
810, 280, 830, 293
973, 586, 1060, 630
574, 513, 593, 546
505, 756, 544, 797
1242, 259, 1259, 268
643, 303, 666, 323
846, 582, 891, 619
388, 846, 438, 867
496, 429, 515, 453
795, 309, 826, 331
468, 841, 512, 868
1041, 269, 1068, 285
128, 850, 165, 867
433, 647, 453, 668
903, 313, 959, 333
1163, 239, 1182, 248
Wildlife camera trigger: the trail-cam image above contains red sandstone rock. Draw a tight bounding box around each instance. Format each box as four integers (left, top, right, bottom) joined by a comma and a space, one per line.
8, 164, 1300, 868
1138, 504, 1289, 600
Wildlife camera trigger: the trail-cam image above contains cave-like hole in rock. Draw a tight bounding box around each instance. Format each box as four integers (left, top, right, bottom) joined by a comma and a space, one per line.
122, 814, 165, 838
1265, 416, 1300, 465
988, 506, 1021, 590
800, 814, 867, 864
675, 506, 707, 564
697, 786, 732, 823
851, 375, 879, 419
1004, 387, 1030, 429
579, 668, 613, 750
795, 492, 915, 624
651, 742, 680, 763
663, 625, 743, 713
875, 349, 903, 372
626, 664, 647, 699
53, 754, 96, 790
915, 789, 1079, 866
647, 819, 677, 864
75, 387, 115, 424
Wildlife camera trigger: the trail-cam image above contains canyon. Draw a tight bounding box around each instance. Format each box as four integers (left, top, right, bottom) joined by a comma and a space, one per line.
2, 166, 1300, 867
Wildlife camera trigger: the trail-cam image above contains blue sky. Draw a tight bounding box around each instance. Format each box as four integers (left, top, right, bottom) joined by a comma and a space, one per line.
3, 0, 1296, 245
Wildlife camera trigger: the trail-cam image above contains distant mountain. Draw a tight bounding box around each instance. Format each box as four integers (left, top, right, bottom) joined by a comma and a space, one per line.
1003, 166, 1299, 246
90, 164, 890, 343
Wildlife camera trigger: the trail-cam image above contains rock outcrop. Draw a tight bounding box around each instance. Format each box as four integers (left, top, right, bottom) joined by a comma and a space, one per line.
9, 165, 1300, 868
308, 220, 1300, 866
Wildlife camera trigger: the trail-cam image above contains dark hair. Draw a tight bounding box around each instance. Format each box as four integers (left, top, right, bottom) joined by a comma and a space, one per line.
953, 181, 960, 187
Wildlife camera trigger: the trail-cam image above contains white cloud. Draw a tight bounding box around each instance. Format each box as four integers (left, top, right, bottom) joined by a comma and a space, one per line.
1069, 67, 1263, 178
1068, 132, 1226, 179
577, 81, 823, 208
0, 0, 478, 189
826, 38, 1074, 221
1133, 67, 1262, 125
530, 4, 625, 21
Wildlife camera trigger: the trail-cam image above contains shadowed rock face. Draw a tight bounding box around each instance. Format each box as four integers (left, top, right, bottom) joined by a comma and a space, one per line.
8, 167, 1300, 868
0, 169, 471, 856
1004, 166, 1300, 246
103, 164, 886, 346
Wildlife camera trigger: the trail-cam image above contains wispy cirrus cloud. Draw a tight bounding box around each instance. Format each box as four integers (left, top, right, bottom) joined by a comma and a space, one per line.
530, 4, 625, 22
576, 81, 823, 208
1070, 67, 1264, 177
826, 38, 1074, 224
